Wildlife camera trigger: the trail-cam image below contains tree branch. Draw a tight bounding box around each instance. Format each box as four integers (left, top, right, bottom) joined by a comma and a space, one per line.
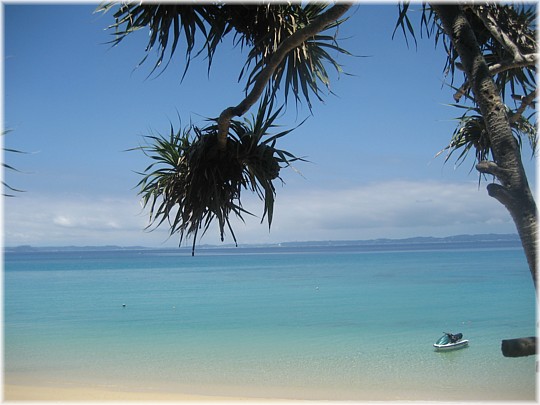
488, 54, 537, 76
216, 3, 352, 150
470, 6, 526, 62
509, 89, 537, 124
453, 54, 537, 102
476, 161, 512, 184
486, 183, 515, 208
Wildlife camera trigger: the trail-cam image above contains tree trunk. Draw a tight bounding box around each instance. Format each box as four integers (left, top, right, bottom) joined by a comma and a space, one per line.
432, 4, 538, 291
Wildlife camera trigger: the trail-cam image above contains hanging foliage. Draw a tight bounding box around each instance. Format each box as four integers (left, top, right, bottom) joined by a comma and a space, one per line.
134, 98, 305, 255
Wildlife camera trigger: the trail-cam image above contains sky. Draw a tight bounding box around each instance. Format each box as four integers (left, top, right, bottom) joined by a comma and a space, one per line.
3, 3, 537, 248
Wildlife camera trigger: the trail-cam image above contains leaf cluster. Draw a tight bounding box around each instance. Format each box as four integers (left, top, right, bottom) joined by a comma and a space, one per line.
394, 3, 537, 171
100, 3, 351, 248
98, 3, 350, 107
234, 3, 351, 109
396, 3, 537, 98
464, 4, 536, 100
97, 3, 217, 79
437, 102, 537, 172
134, 98, 304, 255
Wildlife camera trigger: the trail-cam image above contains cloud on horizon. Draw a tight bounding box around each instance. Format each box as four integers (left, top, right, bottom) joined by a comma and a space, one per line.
231, 180, 516, 244
3, 180, 517, 248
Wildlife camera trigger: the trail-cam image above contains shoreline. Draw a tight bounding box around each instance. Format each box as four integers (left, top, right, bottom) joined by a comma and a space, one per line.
6, 381, 535, 402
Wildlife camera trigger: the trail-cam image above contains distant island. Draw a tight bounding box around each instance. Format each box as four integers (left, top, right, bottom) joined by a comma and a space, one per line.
4, 233, 521, 253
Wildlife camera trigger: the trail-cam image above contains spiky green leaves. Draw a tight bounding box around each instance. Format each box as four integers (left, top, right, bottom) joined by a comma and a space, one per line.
98, 3, 351, 107
135, 101, 303, 255
97, 3, 217, 79
437, 103, 537, 172
395, 3, 537, 100
2, 130, 26, 197
100, 3, 347, 251
237, 3, 351, 109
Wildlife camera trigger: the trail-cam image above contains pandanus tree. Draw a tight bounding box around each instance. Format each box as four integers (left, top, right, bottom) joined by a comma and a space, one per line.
425, 3, 537, 357
99, 3, 536, 355
98, 3, 352, 255
400, 3, 537, 291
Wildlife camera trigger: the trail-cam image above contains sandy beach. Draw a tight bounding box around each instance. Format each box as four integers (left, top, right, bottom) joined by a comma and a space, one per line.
0, 383, 430, 402
7, 381, 529, 402
4, 383, 276, 402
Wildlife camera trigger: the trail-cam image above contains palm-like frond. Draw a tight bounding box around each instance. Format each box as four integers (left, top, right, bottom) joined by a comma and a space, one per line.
97, 3, 218, 79
437, 103, 537, 170
472, 4, 537, 101
405, 3, 537, 100
239, 4, 351, 109
438, 108, 491, 170
2, 129, 26, 197
511, 109, 538, 157
395, 3, 537, 178
134, 99, 304, 255
99, 3, 351, 107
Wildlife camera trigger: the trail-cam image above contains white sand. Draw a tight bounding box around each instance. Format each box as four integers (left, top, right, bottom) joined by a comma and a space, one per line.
5, 380, 534, 402
3, 383, 277, 402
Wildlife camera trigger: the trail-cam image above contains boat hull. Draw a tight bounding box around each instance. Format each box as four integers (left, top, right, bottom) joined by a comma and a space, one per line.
433, 339, 469, 351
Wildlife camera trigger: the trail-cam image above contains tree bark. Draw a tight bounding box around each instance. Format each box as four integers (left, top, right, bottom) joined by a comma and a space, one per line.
432, 4, 538, 291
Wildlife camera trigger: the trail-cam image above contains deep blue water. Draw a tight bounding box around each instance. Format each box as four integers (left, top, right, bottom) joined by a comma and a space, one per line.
4, 245, 537, 400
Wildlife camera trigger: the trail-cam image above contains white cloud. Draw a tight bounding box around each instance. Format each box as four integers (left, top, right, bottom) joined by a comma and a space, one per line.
4, 193, 156, 247
3, 180, 518, 247
219, 180, 517, 244
53, 215, 74, 227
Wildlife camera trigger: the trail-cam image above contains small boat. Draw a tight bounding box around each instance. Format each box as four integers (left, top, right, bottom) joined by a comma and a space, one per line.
433, 332, 469, 351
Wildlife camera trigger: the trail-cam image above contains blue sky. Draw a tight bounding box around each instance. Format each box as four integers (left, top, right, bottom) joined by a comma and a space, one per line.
3, 4, 537, 247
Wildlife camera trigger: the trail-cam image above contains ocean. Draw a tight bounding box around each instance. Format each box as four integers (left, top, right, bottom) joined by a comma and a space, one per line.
4, 243, 537, 400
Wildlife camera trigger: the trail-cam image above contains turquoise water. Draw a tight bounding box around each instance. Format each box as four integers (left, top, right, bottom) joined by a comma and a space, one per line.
4, 245, 537, 400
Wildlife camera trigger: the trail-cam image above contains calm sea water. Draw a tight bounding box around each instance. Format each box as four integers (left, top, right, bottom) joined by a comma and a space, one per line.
4, 244, 537, 400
